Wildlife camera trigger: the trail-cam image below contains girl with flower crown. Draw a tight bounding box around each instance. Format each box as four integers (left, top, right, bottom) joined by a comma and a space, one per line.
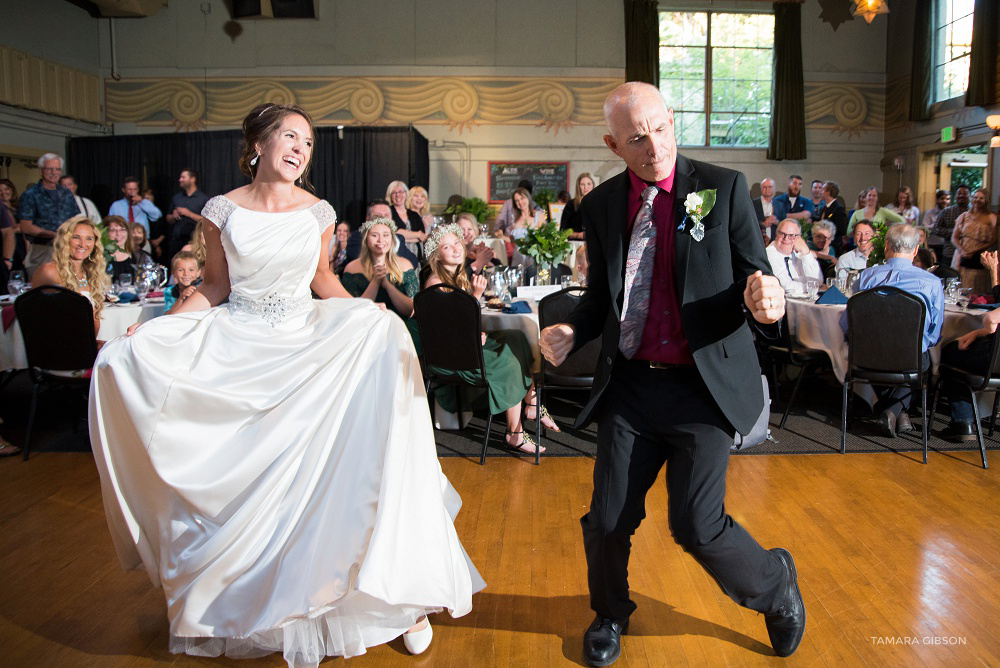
341, 216, 421, 348
423, 223, 560, 453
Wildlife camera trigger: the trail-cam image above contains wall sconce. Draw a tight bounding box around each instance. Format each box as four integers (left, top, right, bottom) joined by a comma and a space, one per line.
853, 0, 889, 24
988, 115, 1000, 149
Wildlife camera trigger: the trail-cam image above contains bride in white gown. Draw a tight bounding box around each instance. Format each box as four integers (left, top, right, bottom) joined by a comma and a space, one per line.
89, 103, 484, 667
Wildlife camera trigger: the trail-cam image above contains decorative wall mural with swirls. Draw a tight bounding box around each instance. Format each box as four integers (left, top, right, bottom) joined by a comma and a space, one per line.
105, 77, 620, 132
803, 82, 885, 136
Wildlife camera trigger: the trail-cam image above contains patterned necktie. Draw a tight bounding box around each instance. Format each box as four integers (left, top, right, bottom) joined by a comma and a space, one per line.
619, 186, 659, 358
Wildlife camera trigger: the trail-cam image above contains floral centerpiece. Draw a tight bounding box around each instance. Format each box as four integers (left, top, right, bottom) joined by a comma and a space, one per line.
514, 221, 572, 284
444, 196, 492, 223
867, 219, 889, 266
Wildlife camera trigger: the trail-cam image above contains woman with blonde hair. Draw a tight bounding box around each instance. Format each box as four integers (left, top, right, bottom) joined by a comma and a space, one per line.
31, 214, 109, 335
560, 172, 595, 240
951, 188, 997, 294
180, 218, 207, 267
386, 180, 427, 257
342, 216, 421, 347
423, 224, 559, 453
406, 185, 433, 228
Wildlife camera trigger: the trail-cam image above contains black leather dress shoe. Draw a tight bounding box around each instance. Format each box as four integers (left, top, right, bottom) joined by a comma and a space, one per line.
765, 548, 805, 657
940, 421, 976, 442
583, 616, 628, 666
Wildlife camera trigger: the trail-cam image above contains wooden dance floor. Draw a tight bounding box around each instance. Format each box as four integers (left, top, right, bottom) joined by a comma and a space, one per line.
3, 450, 999, 666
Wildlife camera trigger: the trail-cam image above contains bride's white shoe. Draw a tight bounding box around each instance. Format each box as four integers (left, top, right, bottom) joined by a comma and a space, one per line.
403, 618, 433, 655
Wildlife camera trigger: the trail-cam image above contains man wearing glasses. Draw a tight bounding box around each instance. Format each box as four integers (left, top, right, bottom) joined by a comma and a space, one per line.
766, 218, 822, 291
835, 220, 876, 276
17, 153, 80, 277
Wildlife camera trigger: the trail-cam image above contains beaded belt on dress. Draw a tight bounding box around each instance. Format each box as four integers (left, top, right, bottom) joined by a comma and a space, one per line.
228, 293, 312, 326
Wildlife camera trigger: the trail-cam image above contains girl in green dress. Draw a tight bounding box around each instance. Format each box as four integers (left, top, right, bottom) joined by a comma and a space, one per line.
341, 217, 421, 348
423, 224, 559, 454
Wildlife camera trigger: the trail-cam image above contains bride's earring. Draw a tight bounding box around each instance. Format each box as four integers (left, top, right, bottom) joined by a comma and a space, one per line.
250, 154, 259, 166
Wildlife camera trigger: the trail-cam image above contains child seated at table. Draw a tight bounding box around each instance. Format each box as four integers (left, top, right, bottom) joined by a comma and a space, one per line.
422, 223, 558, 454
164, 251, 202, 313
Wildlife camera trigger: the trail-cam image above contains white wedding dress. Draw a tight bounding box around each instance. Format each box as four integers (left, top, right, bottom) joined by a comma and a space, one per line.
89, 196, 484, 667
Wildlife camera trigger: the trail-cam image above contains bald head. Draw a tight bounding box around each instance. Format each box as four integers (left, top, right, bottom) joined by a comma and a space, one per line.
602, 82, 677, 182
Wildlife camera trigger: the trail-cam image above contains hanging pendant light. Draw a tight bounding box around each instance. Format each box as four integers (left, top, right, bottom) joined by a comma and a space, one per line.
853, 0, 889, 24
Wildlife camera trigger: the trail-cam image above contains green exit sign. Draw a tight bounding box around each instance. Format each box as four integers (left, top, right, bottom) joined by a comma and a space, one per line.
941, 126, 958, 143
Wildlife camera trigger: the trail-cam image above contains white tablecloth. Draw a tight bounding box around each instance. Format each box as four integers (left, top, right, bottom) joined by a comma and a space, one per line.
786, 298, 982, 383
98, 301, 166, 341
0, 301, 166, 371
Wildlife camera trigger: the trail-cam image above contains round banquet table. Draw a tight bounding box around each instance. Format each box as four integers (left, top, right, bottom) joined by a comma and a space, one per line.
0, 301, 166, 371
785, 297, 982, 383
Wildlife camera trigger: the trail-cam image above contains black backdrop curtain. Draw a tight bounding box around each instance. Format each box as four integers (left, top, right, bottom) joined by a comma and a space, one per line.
909, 0, 934, 121
965, 0, 999, 108
624, 0, 659, 86
767, 2, 806, 161
67, 126, 429, 230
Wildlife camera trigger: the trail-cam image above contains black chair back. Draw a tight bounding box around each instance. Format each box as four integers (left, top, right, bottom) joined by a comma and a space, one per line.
414, 284, 486, 375
846, 286, 925, 375
537, 287, 601, 379
14, 285, 98, 372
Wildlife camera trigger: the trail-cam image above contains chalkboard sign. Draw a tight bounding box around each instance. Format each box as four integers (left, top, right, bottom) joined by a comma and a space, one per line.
488, 162, 569, 203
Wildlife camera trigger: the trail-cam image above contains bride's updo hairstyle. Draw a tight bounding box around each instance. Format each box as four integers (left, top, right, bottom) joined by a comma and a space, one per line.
238, 102, 317, 192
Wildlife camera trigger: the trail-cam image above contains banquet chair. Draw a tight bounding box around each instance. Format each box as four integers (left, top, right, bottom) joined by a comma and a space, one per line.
929, 333, 1000, 469
414, 284, 525, 464
841, 286, 929, 462
534, 287, 601, 463
14, 285, 98, 460
766, 313, 831, 429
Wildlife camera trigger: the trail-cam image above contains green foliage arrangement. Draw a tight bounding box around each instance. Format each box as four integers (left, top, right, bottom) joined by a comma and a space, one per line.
100, 223, 124, 261
514, 221, 572, 267
444, 197, 492, 223
867, 219, 889, 267
532, 190, 556, 221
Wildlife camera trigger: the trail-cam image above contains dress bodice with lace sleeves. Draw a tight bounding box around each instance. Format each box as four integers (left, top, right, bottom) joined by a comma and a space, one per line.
200, 195, 336, 305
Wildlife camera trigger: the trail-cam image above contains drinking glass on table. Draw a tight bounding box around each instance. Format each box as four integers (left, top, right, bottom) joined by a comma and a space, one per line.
804, 278, 820, 300
7, 270, 25, 296
957, 288, 972, 309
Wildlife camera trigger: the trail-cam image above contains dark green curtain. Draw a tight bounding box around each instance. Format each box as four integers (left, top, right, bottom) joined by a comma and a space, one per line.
910, 0, 934, 121
965, 0, 999, 107
624, 0, 659, 86
767, 2, 806, 160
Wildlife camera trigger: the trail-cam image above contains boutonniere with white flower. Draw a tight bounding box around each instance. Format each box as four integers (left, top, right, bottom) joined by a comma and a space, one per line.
678, 189, 717, 242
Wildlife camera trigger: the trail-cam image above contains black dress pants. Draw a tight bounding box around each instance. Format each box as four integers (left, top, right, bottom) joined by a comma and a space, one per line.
582, 358, 786, 622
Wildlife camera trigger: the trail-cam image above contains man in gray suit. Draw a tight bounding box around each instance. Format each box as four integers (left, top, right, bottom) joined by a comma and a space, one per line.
540, 82, 805, 665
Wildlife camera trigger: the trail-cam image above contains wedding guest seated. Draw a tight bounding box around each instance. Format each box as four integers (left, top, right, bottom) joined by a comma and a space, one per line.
387, 180, 427, 258
180, 219, 207, 267
406, 185, 433, 229
342, 217, 420, 347
457, 212, 501, 275
839, 224, 943, 436
31, 214, 109, 335
422, 224, 557, 453
807, 220, 837, 279
766, 218, 822, 291
494, 179, 541, 232
885, 186, 920, 226
495, 187, 544, 260
344, 200, 419, 266
835, 221, 875, 276
103, 215, 150, 283
329, 220, 350, 275
164, 251, 202, 313
938, 307, 1000, 442
130, 222, 153, 257
913, 247, 937, 271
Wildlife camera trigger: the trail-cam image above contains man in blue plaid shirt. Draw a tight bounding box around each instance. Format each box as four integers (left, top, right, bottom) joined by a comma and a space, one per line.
17, 153, 80, 277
